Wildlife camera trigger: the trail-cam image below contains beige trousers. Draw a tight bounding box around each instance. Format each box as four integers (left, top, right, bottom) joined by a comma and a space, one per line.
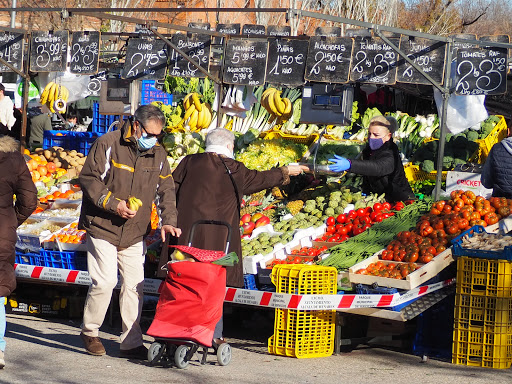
81, 235, 145, 350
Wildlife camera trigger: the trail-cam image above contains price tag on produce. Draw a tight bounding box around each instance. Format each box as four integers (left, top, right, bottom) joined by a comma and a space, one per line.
350, 36, 399, 84
122, 38, 168, 80
223, 39, 268, 86
266, 37, 308, 86
304, 36, 353, 84
29, 30, 68, 72
70, 31, 100, 75
168, 33, 211, 78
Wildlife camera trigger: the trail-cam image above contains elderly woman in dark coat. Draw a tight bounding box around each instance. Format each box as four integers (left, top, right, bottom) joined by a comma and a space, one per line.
0, 135, 37, 368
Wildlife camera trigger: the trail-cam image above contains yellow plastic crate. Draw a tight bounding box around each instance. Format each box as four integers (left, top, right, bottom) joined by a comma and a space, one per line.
454, 294, 512, 334
477, 115, 508, 157
271, 264, 337, 295
452, 327, 512, 369
404, 163, 447, 182
456, 257, 512, 298
263, 130, 319, 146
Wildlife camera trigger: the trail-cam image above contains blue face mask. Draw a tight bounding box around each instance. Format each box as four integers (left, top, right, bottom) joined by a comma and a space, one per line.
137, 133, 157, 151
369, 138, 384, 151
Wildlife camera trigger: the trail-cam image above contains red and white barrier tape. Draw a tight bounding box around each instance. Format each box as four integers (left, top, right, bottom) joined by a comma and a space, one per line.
224, 279, 455, 310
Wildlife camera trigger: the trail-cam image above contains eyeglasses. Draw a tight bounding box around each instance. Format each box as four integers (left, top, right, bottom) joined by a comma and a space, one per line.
137, 120, 164, 140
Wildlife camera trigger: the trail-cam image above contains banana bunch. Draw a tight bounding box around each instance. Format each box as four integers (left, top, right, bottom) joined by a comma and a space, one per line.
40, 82, 69, 114
127, 196, 143, 211
261, 87, 293, 125
181, 92, 213, 132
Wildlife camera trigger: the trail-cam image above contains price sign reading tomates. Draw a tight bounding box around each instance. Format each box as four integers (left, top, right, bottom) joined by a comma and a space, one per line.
0, 32, 24, 72
168, 33, 211, 78
70, 31, 100, 75
304, 36, 353, 83
122, 38, 168, 80
350, 36, 399, 84
396, 37, 446, 85
29, 31, 68, 72
223, 39, 268, 85
266, 37, 308, 86
455, 47, 508, 95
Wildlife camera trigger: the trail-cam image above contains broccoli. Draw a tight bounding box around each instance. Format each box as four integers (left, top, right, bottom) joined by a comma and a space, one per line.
466, 130, 479, 142
446, 133, 453, 142
421, 159, 435, 173
442, 156, 453, 170
433, 129, 440, 139
453, 158, 466, 168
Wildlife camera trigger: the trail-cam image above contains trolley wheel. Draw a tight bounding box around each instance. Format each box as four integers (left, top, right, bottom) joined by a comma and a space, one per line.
174, 345, 191, 369
216, 342, 232, 366
148, 342, 166, 366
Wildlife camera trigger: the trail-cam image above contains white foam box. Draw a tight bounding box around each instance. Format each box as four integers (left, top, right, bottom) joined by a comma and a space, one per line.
243, 254, 264, 275
348, 248, 454, 290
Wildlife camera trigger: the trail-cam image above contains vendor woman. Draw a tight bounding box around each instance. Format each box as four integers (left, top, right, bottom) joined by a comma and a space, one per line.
328, 115, 415, 203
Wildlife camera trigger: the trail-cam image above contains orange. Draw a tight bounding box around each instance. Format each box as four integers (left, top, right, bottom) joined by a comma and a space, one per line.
52, 191, 62, 198
70, 222, 78, 228
37, 165, 48, 176
23, 148, 30, 155
31, 170, 40, 182
60, 234, 70, 243
46, 194, 55, 201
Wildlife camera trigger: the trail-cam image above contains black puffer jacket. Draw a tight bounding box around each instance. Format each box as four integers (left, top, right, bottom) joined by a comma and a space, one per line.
349, 140, 414, 203
0, 135, 37, 297
481, 137, 512, 198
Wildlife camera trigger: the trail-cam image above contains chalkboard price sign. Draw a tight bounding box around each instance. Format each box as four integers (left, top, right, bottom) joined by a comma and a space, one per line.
396, 37, 446, 85
268, 26, 291, 37
122, 38, 168, 80
29, 30, 68, 72
0, 32, 24, 72
455, 47, 508, 95
266, 37, 308, 86
242, 24, 266, 37
223, 39, 268, 85
70, 31, 100, 75
350, 36, 399, 84
188, 22, 211, 31
214, 24, 240, 45
314, 27, 342, 37
304, 36, 353, 83
168, 33, 211, 78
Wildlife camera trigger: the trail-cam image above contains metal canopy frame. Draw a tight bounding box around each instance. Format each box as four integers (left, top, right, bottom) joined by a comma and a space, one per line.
3, 8, 512, 198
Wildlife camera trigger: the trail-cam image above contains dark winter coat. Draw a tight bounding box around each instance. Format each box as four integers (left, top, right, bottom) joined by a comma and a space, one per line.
158, 153, 289, 287
349, 140, 414, 203
481, 137, 512, 198
0, 136, 37, 297
78, 119, 177, 248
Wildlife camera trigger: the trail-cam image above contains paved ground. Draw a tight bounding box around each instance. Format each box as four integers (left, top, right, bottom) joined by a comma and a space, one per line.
1, 307, 511, 384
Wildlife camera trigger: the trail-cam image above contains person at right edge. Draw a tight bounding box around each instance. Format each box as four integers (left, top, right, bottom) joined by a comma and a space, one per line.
78, 105, 181, 359
481, 123, 512, 198
160, 128, 308, 347
328, 115, 415, 202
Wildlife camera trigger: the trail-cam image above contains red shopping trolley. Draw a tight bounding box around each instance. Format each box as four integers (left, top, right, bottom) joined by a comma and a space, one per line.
146, 220, 234, 368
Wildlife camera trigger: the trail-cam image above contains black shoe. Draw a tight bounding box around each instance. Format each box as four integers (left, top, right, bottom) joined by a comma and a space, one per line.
119, 345, 148, 360
212, 338, 226, 351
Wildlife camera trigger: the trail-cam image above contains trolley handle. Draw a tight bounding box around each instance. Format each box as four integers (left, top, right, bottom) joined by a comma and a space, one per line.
188, 220, 232, 255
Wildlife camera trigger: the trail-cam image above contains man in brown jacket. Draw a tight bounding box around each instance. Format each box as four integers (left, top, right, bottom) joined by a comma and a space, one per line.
167, 128, 307, 345
78, 105, 181, 359
0, 134, 37, 368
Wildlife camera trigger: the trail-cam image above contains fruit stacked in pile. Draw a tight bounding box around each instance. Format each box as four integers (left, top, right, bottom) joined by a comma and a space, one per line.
241, 232, 294, 257
181, 92, 212, 131
355, 261, 419, 279
40, 82, 70, 113
260, 87, 293, 125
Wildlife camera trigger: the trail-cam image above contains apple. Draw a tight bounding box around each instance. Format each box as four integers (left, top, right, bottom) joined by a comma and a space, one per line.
251, 212, 264, 222
241, 213, 252, 224
255, 215, 270, 228
242, 221, 255, 235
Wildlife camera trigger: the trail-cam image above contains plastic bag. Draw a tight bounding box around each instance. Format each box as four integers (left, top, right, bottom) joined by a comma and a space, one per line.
433, 88, 488, 135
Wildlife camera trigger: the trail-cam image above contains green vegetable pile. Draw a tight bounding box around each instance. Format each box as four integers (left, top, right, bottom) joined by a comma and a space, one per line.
162, 131, 205, 168
319, 199, 432, 271
315, 140, 365, 165
235, 138, 307, 171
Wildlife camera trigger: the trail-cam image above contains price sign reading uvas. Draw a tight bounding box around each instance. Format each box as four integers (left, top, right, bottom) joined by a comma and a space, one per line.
29, 31, 68, 72
122, 38, 168, 80
0, 32, 24, 72
223, 39, 268, 85
70, 31, 100, 75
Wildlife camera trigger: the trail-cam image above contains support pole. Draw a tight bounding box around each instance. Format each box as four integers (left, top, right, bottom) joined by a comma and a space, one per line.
10, 0, 16, 28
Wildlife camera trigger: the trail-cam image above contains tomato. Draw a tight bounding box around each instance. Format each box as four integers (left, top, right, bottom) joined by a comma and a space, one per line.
360, 216, 372, 225
458, 218, 469, 230
286, 255, 295, 262
430, 207, 441, 215
293, 256, 302, 264
352, 227, 364, 236
356, 208, 366, 217
326, 225, 336, 234
336, 214, 347, 224
340, 235, 350, 242
373, 202, 383, 212
347, 210, 357, 220
484, 212, 499, 225
419, 254, 433, 263
338, 226, 349, 236
374, 214, 384, 222
363, 224, 372, 231
326, 216, 335, 226
442, 205, 453, 214
498, 206, 511, 218
447, 224, 459, 235
436, 245, 446, 254
345, 223, 353, 233
394, 201, 405, 211
382, 202, 392, 210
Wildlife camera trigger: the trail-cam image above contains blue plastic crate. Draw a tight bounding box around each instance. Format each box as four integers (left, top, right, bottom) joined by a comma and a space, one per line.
452, 225, 512, 260
141, 80, 173, 105
15, 251, 39, 266
43, 130, 70, 149
243, 274, 258, 290
73, 132, 99, 155
40, 250, 87, 270
412, 294, 455, 361
92, 102, 121, 134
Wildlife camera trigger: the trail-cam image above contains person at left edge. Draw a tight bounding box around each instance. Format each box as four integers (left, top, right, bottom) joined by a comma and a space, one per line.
0, 134, 37, 369
0, 84, 16, 136
78, 104, 181, 359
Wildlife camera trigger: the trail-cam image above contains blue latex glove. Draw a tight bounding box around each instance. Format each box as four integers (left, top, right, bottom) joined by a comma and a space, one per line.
328, 155, 351, 172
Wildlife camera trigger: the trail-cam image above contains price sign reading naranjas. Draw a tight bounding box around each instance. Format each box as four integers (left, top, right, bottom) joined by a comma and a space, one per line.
0, 32, 24, 72
70, 31, 100, 75
169, 33, 211, 78
223, 39, 268, 85
29, 31, 68, 72
122, 38, 168, 80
